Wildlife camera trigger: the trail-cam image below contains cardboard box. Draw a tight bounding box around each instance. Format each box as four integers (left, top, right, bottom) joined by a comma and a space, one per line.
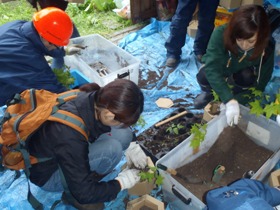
269, 169, 280, 187
128, 157, 156, 196
220, 0, 241, 9
127, 194, 165, 210
64, 34, 140, 87
187, 20, 198, 38
241, 0, 263, 6
157, 105, 280, 210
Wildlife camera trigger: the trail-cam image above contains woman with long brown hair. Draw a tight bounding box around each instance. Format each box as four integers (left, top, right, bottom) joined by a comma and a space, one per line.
194, 5, 275, 126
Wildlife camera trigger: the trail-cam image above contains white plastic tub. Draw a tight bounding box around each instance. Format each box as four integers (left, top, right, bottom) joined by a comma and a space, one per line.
156, 105, 280, 210
64, 34, 140, 86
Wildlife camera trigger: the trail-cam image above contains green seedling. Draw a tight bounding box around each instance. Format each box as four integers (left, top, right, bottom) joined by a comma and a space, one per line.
166, 123, 184, 135
139, 166, 164, 186
190, 123, 207, 151
212, 89, 221, 102
248, 88, 280, 119
53, 66, 75, 89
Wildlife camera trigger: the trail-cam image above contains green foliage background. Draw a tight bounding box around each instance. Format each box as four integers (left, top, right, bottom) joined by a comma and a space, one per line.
0, 0, 134, 37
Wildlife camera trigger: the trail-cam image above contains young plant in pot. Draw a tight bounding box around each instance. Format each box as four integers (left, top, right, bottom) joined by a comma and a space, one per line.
128, 157, 164, 196
203, 90, 222, 122
189, 123, 207, 154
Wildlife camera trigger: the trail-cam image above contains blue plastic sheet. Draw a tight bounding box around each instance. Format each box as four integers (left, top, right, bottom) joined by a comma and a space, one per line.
1, 0, 280, 207
267, 0, 280, 7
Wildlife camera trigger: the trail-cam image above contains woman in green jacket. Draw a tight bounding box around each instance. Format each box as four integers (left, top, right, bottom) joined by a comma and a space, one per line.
194, 5, 275, 126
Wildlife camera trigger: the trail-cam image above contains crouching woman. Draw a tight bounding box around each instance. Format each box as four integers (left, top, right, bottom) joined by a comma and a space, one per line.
28, 79, 145, 209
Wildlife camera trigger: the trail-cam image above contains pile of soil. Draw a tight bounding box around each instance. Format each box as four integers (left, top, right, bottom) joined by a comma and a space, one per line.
173, 126, 273, 202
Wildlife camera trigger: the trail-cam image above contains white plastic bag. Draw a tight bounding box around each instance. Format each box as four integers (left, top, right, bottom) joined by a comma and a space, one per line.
113, 0, 130, 19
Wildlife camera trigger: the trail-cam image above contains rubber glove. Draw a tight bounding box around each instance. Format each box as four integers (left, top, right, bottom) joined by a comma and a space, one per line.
225, 99, 240, 126
65, 44, 86, 55
115, 168, 140, 190
125, 142, 147, 169
277, 115, 280, 126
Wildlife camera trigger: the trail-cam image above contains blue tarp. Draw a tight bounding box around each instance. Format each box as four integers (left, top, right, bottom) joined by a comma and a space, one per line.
1, 1, 280, 208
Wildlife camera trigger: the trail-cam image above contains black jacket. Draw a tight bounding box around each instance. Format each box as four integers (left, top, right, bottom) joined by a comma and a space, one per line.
28, 91, 121, 204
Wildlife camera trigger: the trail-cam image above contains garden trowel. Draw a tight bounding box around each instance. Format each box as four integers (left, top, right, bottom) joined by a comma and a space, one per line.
157, 163, 203, 184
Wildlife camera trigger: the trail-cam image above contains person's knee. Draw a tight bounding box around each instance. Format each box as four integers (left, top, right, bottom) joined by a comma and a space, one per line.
89, 139, 123, 174
110, 127, 134, 150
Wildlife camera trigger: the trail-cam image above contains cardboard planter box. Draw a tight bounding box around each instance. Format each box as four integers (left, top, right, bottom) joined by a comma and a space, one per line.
64, 34, 140, 87
127, 194, 165, 210
202, 102, 221, 123
128, 157, 156, 196
219, 0, 241, 9
241, 0, 263, 6
157, 105, 280, 210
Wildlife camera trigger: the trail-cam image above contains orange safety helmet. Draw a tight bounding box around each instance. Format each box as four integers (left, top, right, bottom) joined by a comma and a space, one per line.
33, 7, 73, 46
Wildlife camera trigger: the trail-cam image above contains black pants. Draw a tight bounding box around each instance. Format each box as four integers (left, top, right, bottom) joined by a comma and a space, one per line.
196, 66, 257, 94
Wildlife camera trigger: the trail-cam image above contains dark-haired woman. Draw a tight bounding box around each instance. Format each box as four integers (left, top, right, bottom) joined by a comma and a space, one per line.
194, 5, 275, 126
27, 79, 145, 209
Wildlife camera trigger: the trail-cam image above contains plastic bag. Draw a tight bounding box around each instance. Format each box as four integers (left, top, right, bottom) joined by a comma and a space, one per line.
113, 0, 130, 19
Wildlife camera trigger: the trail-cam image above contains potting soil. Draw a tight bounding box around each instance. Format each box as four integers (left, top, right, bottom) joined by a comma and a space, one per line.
172, 126, 274, 202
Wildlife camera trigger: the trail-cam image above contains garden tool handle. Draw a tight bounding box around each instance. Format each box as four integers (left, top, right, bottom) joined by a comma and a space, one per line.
157, 163, 177, 176
155, 111, 188, 128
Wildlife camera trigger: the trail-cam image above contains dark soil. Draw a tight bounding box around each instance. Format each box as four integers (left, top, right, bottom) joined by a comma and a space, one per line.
137, 108, 203, 162
172, 126, 273, 202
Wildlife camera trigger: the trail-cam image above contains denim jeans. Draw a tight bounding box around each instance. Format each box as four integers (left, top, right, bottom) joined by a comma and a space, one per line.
51, 24, 80, 70
41, 126, 133, 192
165, 0, 219, 59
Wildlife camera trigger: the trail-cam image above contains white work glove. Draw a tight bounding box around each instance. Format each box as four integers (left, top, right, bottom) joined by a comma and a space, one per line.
225, 99, 240, 126
64, 44, 86, 55
115, 168, 140, 190
276, 115, 280, 126
125, 142, 147, 169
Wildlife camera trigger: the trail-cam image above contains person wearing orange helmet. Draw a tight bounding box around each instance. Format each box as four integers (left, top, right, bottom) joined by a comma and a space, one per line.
0, 7, 84, 106
26, 0, 82, 69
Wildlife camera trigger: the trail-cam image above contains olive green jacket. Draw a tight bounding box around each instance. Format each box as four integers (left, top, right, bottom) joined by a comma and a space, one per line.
201, 24, 275, 105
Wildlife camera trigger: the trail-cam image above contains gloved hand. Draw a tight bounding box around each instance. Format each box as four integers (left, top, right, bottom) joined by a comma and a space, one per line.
65, 44, 86, 55
125, 142, 147, 169
115, 168, 140, 190
276, 115, 280, 126
225, 99, 240, 126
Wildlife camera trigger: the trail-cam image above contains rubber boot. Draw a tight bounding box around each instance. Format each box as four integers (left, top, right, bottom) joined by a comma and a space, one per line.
194, 83, 214, 109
